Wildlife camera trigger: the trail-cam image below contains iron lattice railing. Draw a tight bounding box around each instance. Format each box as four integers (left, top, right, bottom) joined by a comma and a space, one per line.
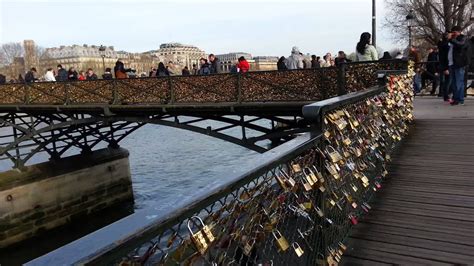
0, 60, 407, 105
27, 63, 415, 266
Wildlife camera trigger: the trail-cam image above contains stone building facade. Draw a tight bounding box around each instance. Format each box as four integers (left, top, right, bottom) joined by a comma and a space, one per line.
147, 43, 206, 69
216, 52, 252, 72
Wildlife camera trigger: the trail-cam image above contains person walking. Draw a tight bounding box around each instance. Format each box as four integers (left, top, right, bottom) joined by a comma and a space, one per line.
86, 68, 98, 80
421, 48, 439, 95
449, 26, 471, 105
237, 56, 250, 73
68, 67, 78, 80
379, 51, 392, 61
335, 51, 351, 66
182, 66, 191, 76
102, 68, 113, 80
56, 64, 68, 81
198, 58, 211, 75
192, 64, 199, 75
355, 32, 378, 61
44, 68, 56, 82
78, 71, 87, 80
277, 56, 288, 71
285, 47, 304, 70
311, 55, 320, 68
25, 68, 38, 83
208, 54, 220, 74
114, 60, 130, 79
157, 62, 170, 77
438, 33, 453, 101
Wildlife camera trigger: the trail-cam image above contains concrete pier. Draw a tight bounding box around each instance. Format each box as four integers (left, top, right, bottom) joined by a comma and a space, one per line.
0, 147, 133, 248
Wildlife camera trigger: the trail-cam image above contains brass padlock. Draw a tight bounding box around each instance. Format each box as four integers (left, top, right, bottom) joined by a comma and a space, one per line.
273, 230, 289, 252
243, 239, 255, 256
292, 242, 304, 257
326, 145, 342, 163
187, 216, 215, 255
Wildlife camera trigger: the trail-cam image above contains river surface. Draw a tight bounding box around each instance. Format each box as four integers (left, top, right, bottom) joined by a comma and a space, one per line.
1, 121, 263, 264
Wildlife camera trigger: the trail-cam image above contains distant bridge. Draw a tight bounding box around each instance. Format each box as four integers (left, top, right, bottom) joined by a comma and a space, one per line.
0, 60, 406, 168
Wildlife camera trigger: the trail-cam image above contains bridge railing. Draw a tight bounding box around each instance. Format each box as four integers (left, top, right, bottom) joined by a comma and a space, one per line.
0, 60, 407, 105
27, 64, 414, 266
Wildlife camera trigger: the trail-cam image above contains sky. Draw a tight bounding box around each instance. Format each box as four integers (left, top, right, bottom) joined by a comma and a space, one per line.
0, 0, 401, 56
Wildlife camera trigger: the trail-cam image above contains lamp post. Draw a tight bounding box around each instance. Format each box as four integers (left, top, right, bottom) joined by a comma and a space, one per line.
372, 0, 376, 47
99, 45, 106, 73
406, 10, 415, 48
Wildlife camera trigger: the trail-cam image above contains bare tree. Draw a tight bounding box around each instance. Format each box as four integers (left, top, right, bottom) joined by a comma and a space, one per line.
384, 0, 473, 45
0, 42, 24, 66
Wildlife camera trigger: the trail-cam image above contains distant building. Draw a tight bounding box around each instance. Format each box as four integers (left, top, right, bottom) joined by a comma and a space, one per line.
147, 43, 206, 69
252, 56, 278, 71
24, 40, 39, 71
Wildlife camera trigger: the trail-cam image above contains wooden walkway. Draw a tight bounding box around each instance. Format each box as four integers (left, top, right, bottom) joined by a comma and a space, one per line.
342, 98, 474, 265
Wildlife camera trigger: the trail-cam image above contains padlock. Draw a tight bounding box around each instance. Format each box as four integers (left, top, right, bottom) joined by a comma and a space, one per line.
303, 168, 317, 185
349, 214, 358, 225
300, 202, 312, 210
315, 207, 324, 217
275, 175, 288, 191
243, 239, 255, 256
338, 242, 347, 252
272, 230, 289, 252
292, 242, 304, 257
188, 216, 214, 255
326, 145, 342, 163
292, 163, 302, 173
375, 181, 382, 189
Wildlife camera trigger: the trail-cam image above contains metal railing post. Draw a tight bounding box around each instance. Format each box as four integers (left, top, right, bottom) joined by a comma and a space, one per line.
337, 63, 347, 96
24, 83, 30, 104
112, 79, 119, 105
237, 73, 242, 104
168, 76, 174, 104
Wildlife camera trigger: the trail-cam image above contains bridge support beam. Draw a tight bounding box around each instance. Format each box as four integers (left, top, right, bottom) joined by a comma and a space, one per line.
0, 147, 133, 248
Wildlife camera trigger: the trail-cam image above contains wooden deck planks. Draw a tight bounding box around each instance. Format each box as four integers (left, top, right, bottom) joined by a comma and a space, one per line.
342, 100, 474, 265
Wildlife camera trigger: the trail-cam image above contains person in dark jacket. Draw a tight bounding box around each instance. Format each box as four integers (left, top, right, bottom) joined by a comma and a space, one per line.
86, 68, 98, 80
421, 48, 439, 95
335, 51, 352, 66
114, 60, 131, 79
182, 66, 191, 76
56, 64, 68, 81
157, 62, 170, 77
208, 54, 220, 74
311, 55, 320, 68
277, 56, 288, 71
102, 68, 113, 80
198, 58, 211, 75
449, 26, 471, 105
0, 74, 6, 84
379, 51, 393, 61
438, 33, 452, 101
67, 67, 78, 80
25, 68, 38, 83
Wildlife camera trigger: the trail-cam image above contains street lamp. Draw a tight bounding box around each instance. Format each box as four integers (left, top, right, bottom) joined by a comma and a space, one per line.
406, 10, 415, 48
99, 45, 106, 72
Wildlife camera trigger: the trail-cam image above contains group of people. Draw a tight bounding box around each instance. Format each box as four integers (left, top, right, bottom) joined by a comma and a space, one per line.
412, 26, 473, 105
276, 32, 392, 71
8, 65, 101, 83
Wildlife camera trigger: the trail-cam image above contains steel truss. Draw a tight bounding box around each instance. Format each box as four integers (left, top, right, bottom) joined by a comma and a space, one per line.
0, 112, 309, 169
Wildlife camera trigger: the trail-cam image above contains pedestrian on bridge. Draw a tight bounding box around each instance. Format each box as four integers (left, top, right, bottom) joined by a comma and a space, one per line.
56, 65, 68, 81
114, 60, 131, 79
67, 67, 78, 80
448, 26, 471, 105
44, 68, 56, 82
285, 47, 304, 70
198, 58, 211, 75
157, 62, 170, 77
355, 32, 378, 62
102, 68, 113, 80
421, 48, 439, 96
277, 56, 288, 70
86, 69, 98, 80
208, 54, 220, 74
237, 56, 250, 73
311, 55, 320, 68
25, 68, 38, 83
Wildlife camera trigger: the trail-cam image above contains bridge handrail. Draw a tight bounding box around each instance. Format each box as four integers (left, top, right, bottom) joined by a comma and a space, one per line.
27, 62, 415, 265
0, 60, 407, 106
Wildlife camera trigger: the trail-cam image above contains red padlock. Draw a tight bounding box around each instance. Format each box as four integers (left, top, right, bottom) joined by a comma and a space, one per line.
375, 182, 382, 189
350, 215, 358, 225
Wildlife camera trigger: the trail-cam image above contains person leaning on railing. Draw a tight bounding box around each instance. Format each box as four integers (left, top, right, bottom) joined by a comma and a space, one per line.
102, 68, 113, 80
354, 32, 378, 62
114, 60, 131, 79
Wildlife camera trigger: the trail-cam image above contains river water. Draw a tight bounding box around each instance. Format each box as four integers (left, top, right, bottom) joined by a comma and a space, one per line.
1, 121, 263, 264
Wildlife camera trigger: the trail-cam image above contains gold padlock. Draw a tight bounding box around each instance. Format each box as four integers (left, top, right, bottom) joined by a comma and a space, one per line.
326, 145, 342, 163
187, 216, 214, 255
243, 239, 255, 256
273, 230, 289, 252
292, 163, 302, 173
292, 242, 304, 257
